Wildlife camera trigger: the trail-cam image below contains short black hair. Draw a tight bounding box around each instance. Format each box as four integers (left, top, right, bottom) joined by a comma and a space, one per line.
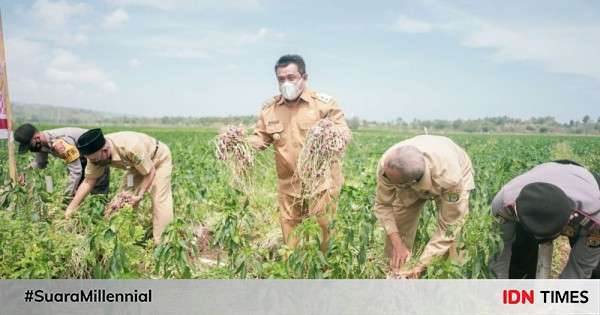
274, 54, 306, 75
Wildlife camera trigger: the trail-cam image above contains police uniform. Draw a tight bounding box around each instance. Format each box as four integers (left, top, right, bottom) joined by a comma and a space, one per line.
16, 126, 109, 196
489, 161, 600, 279
83, 131, 173, 243
374, 135, 475, 270
248, 89, 350, 244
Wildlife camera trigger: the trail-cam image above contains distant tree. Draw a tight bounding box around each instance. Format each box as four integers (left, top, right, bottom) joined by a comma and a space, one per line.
583, 115, 591, 124
452, 119, 463, 130
348, 116, 361, 130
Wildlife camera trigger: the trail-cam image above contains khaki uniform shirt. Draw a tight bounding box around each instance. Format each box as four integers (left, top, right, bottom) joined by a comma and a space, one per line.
490, 162, 600, 279
32, 128, 87, 195
249, 89, 350, 197
374, 135, 475, 264
85, 132, 168, 179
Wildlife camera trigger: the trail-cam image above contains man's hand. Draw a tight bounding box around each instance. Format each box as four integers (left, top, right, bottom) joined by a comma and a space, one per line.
400, 265, 425, 279
52, 141, 66, 155
130, 194, 143, 208
389, 232, 411, 270
64, 206, 76, 219
64, 177, 96, 219
17, 173, 26, 186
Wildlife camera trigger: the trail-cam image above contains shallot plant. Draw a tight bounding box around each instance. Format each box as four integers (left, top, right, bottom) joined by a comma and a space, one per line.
296, 119, 350, 212
215, 126, 256, 193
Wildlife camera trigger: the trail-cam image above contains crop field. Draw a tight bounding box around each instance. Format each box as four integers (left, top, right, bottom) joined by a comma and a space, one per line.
1, 127, 600, 279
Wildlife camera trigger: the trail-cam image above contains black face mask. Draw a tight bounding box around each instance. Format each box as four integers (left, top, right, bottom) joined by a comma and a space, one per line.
28, 143, 42, 152
93, 159, 111, 166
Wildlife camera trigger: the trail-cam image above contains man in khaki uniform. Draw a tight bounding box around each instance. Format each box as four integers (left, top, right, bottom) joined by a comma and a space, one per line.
248, 54, 350, 251
14, 124, 109, 196
374, 135, 474, 278
65, 128, 173, 243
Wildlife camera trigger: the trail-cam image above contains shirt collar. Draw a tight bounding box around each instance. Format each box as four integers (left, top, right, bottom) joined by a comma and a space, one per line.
108, 138, 121, 163
276, 88, 313, 106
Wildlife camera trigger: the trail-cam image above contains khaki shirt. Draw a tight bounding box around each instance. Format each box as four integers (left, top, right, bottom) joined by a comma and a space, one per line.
374, 135, 475, 264
249, 89, 350, 196
85, 132, 168, 179
32, 128, 87, 195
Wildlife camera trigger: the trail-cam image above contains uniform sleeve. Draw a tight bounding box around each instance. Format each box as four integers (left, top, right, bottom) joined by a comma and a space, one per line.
488, 215, 517, 279
325, 99, 351, 140
125, 147, 153, 176
65, 159, 83, 196
374, 162, 399, 235
418, 190, 469, 267
248, 111, 273, 150
31, 152, 49, 169
487, 190, 517, 278
85, 160, 107, 180
489, 220, 516, 279
559, 229, 600, 279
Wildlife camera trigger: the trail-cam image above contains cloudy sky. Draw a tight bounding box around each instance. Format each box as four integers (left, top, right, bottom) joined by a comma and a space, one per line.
1, 0, 599, 121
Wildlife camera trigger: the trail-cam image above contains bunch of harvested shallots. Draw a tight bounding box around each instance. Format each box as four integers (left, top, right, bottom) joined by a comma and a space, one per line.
104, 191, 136, 219
215, 125, 256, 191
296, 118, 350, 202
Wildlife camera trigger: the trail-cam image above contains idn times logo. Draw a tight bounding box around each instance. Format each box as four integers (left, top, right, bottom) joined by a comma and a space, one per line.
502, 289, 589, 305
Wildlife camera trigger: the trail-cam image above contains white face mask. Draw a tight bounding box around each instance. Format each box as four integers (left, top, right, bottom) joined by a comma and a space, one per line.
279, 78, 303, 101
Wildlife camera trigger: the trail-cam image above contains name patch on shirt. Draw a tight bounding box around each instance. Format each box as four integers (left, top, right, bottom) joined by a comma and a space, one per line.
586, 230, 600, 248
446, 192, 460, 203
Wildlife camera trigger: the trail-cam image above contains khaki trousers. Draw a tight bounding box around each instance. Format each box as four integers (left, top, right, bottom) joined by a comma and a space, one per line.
121, 146, 173, 244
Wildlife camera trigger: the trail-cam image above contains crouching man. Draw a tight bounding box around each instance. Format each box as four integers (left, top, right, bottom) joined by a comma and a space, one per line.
65, 128, 174, 243
14, 124, 110, 197
489, 160, 600, 279
374, 135, 475, 278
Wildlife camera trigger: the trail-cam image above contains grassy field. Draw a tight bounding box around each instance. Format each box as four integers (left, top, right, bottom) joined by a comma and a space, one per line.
1, 127, 599, 279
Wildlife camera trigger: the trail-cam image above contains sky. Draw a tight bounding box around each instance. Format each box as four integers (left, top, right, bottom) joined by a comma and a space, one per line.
1, 0, 599, 122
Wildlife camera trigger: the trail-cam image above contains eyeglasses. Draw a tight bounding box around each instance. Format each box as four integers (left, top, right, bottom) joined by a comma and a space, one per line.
383, 172, 419, 188
396, 179, 418, 188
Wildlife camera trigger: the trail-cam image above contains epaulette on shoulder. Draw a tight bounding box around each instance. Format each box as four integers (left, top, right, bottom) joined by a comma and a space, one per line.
313, 92, 334, 103
261, 96, 277, 110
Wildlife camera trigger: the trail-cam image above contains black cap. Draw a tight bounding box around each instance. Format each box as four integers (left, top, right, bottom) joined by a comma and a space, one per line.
516, 182, 574, 238
76, 128, 106, 155
14, 123, 38, 154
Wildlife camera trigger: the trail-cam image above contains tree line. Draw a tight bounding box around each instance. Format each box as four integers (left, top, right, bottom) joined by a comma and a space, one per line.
13, 103, 600, 134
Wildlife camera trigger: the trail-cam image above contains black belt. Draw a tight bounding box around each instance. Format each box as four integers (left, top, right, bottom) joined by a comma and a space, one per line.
151, 140, 160, 160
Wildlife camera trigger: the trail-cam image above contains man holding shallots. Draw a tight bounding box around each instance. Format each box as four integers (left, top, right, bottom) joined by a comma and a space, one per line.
248, 54, 351, 251
374, 135, 474, 279
64, 128, 174, 244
